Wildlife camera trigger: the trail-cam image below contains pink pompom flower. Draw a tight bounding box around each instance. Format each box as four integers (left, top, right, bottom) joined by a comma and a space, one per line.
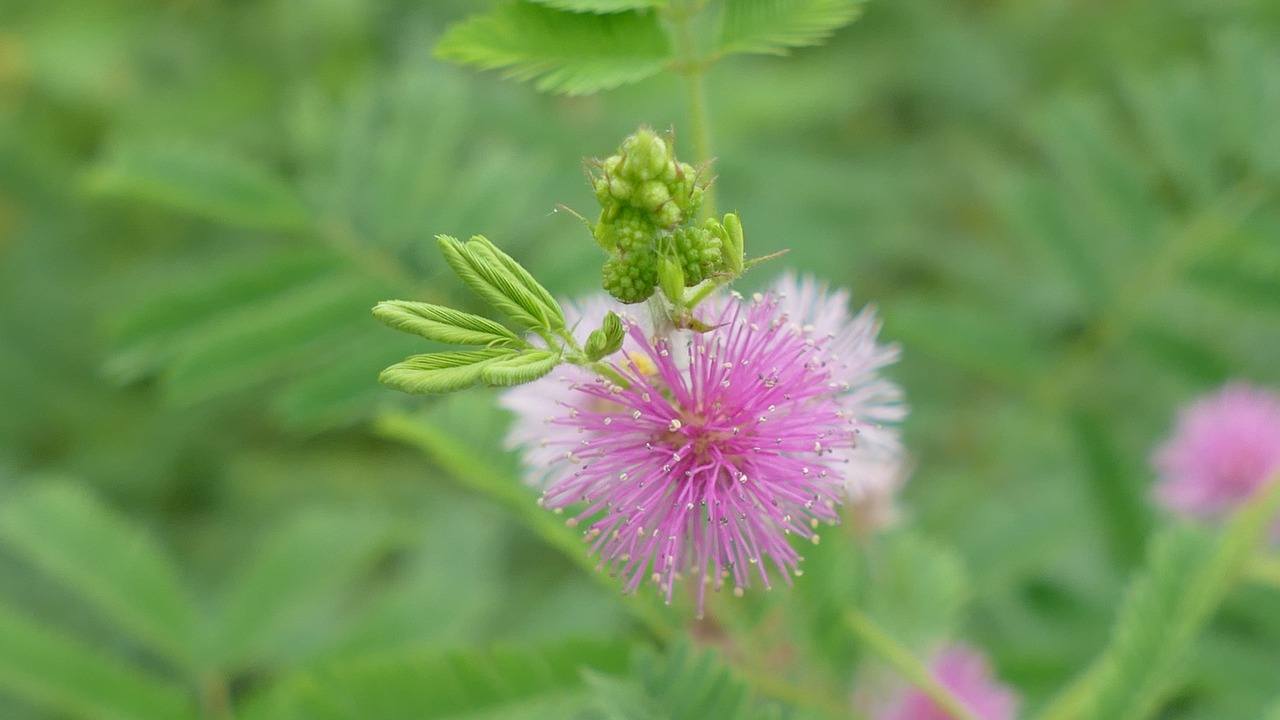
877, 644, 1019, 720
500, 278, 904, 609
1152, 383, 1280, 524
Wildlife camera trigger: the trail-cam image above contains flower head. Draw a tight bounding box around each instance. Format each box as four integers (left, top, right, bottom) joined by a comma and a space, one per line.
500, 277, 904, 608
877, 645, 1018, 720
1152, 382, 1280, 523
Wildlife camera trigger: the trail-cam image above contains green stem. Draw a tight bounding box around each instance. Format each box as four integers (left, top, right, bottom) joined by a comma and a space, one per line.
373, 410, 674, 643
199, 674, 234, 720
666, 0, 717, 220
843, 607, 981, 720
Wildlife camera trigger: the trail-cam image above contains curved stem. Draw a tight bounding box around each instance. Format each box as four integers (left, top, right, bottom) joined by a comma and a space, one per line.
844, 606, 981, 720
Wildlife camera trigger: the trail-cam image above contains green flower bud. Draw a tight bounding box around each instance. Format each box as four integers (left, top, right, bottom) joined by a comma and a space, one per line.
636, 180, 671, 212
608, 176, 634, 201
653, 202, 683, 229
602, 253, 658, 304
584, 311, 625, 361
672, 226, 723, 286
622, 127, 669, 181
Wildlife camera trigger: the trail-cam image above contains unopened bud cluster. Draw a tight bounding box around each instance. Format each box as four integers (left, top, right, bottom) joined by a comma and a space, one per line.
589, 128, 727, 303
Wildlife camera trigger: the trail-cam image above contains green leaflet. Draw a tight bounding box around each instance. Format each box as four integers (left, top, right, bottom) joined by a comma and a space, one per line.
718, 0, 867, 57
465, 235, 567, 332
478, 349, 561, 387
378, 349, 516, 394
372, 300, 521, 347
83, 141, 309, 231
0, 602, 194, 720
0, 483, 201, 670
435, 2, 669, 95
436, 235, 550, 331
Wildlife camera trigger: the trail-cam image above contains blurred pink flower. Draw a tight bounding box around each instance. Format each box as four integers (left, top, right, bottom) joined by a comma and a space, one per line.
878, 645, 1018, 720
1152, 383, 1280, 523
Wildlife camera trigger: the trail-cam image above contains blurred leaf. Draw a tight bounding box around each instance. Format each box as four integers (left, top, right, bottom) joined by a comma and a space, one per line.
621, 641, 765, 720
718, 0, 867, 56
162, 274, 383, 404
106, 248, 342, 382
866, 530, 969, 654
887, 298, 1047, 386
0, 601, 194, 720
1187, 261, 1280, 313
1131, 322, 1231, 384
435, 2, 669, 95
1120, 67, 1218, 204
245, 637, 633, 720
1070, 412, 1151, 570
1075, 477, 1280, 720
84, 142, 309, 231
528, 0, 661, 11
0, 482, 200, 669
214, 509, 394, 669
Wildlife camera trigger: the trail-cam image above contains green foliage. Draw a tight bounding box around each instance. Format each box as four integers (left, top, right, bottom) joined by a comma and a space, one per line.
213, 510, 395, 668
7, 0, 1280, 718
435, 2, 670, 95
865, 530, 969, 654
1073, 479, 1280, 720
84, 142, 309, 231
0, 483, 200, 669
585, 641, 775, 720
528, 0, 662, 13
718, 0, 868, 56
250, 638, 634, 720
0, 602, 194, 720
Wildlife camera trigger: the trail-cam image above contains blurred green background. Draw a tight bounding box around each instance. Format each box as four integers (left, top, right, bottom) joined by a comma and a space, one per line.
2, 0, 1280, 718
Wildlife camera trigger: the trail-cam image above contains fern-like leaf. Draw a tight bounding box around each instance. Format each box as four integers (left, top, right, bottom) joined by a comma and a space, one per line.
589, 641, 770, 720
242, 638, 633, 720
435, 2, 669, 95
0, 601, 194, 720
1081, 477, 1280, 720
84, 141, 309, 231
718, 0, 867, 56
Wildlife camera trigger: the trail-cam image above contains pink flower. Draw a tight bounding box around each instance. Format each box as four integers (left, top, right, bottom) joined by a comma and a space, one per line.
1153, 383, 1280, 523
878, 645, 1019, 720
499, 278, 904, 609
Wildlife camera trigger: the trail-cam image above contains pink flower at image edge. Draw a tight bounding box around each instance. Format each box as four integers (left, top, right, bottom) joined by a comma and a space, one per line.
1153, 383, 1280, 524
